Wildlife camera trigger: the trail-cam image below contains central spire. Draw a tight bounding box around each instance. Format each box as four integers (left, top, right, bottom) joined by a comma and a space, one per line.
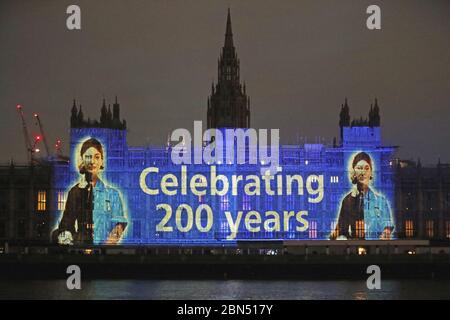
224, 8, 233, 48
207, 9, 250, 129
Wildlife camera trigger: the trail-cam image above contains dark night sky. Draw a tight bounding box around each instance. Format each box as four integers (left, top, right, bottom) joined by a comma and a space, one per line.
1, 0, 449, 165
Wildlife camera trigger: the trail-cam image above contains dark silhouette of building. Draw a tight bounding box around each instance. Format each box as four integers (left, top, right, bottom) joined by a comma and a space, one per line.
207, 9, 250, 129
71, 96, 126, 130
394, 159, 450, 240
0, 163, 53, 245
339, 98, 350, 141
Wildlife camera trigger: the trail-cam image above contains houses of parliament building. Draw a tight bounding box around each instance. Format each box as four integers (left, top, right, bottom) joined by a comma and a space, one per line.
0, 10, 449, 246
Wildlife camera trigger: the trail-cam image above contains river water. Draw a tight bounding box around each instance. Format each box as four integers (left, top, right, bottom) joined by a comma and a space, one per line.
0, 279, 449, 299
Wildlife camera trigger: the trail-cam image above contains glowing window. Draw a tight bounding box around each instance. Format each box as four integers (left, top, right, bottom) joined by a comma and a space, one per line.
405, 220, 414, 238
57, 191, 66, 211
330, 176, 339, 183
426, 220, 434, 238
220, 221, 228, 237
243, 195, 251, 211
331, 220, 338, 237
220, 194, 229, 211
446, 221, 450, 238
37, 191, 46, 211
355, 220, 365, 239
309, 221, 317, 239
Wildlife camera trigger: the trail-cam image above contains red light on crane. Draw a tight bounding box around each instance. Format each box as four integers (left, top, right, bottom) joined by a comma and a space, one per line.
34, 113, 38, 117
16, 104, 22, 109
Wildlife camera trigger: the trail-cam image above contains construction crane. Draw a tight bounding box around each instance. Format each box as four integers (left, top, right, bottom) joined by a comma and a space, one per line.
16, 104, 35, 163
55, 138, 62, 156
33, 113, 50, 157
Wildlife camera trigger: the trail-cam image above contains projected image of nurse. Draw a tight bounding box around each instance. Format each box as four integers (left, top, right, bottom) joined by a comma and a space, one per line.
330, 152, 394, 240
52, 138, 128, 245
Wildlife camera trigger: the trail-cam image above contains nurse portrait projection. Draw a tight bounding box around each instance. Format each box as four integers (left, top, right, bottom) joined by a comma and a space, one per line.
330, 152, 395, 240
52, 138, 128, 245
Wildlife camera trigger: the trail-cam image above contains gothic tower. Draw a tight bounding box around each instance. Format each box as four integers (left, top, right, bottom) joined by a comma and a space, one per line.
368, 98, 381, 127
339, 98, 350, 141
207, 9, 250, 129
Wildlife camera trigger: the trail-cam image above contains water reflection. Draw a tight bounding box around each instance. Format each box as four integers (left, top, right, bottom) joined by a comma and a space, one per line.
0, 279, 449, 300
353, 291, 368, 300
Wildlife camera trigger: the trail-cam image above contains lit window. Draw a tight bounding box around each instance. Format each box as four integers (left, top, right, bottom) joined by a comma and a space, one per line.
426, 220, 434, 238
355, 220, 365, 239
309, 221, 317, 239
331, 220, 338, 237
221, 194, 229, 211
220, 221, 228, 237
243, 195, 251, 211
405, 220, 414, 238
37, 190, 46, 211
330, 176, 339, 183
446, 221, 450, 238
57, 191, 66, 211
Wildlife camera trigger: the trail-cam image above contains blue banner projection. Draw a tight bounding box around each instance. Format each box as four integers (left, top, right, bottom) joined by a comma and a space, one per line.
50, 126, 396, 245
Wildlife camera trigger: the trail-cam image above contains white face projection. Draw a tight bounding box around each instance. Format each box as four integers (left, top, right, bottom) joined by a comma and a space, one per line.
82, 146, 103, 177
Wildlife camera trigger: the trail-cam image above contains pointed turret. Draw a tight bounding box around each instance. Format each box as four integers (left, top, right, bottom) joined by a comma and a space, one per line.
372, 98, 380, 126
113, 95, 120, 121
107, 104, 112, 123
207, 9, 250, 129
224, 8, 233, 48
100, 98, 108, 125
69, 96, 126, 130
77, 104, 84, 126
339, 98, 350, 127
368, 104, 374, 126
71, 99, 78, 127
339, 98, 350, 141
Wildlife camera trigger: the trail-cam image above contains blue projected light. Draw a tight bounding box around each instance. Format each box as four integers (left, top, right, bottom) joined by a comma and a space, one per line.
331, 151, 395, 240
50, 126, 397, 245
52, 134, 130, 245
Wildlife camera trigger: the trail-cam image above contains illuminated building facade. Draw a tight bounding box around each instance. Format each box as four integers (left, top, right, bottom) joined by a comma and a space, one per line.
0, 11, 449, 246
